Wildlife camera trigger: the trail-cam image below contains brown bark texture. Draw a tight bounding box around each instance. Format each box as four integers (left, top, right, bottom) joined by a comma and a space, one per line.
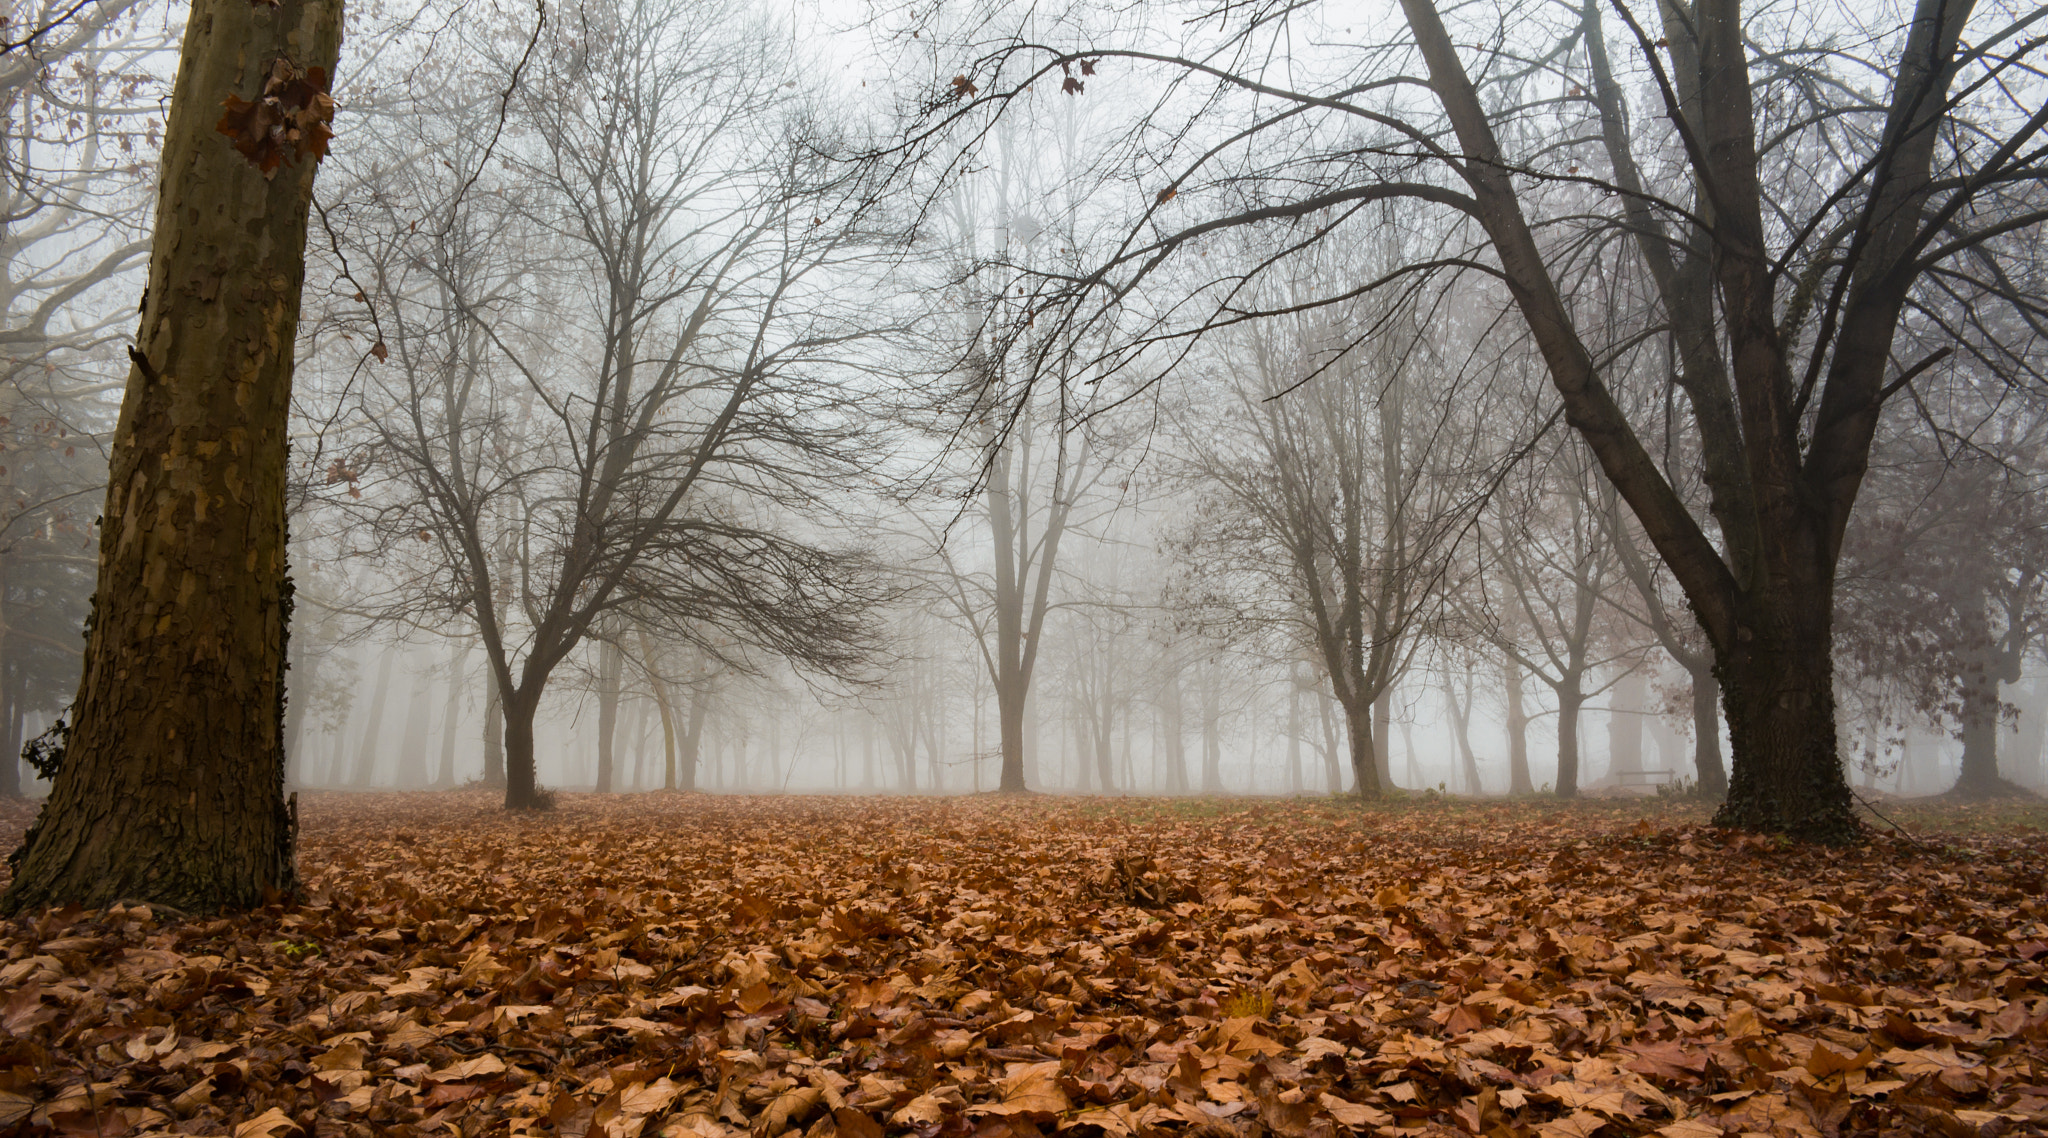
1, 0, 343, 914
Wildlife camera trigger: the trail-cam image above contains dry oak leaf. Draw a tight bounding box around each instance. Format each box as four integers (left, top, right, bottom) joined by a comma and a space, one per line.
429, 1053, 508, 1081
1316, 1093, 1392, 1128
759, 1084, 824, 1131
233, 1107, 303, 1138
1534, 1111, 1610, 1137
309, 1040, 365, 1072
620, 1077, 687, 1115
970, 1062, 1068, 1117
891, 1085, 963, 1126
1653, 1122, 1724, 1138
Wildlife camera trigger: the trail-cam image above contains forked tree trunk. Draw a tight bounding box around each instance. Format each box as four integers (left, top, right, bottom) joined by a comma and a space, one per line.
0, 0, 343, 913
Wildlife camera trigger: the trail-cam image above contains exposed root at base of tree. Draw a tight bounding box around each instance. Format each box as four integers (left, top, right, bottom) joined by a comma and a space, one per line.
0, 792, 2042, 1138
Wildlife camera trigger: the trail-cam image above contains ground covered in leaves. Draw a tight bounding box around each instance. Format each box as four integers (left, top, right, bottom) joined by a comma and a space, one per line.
2, 792, 2045, 1138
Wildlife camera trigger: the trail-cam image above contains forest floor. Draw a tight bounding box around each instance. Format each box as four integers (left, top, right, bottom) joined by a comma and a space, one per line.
0, 791, 2043, 1138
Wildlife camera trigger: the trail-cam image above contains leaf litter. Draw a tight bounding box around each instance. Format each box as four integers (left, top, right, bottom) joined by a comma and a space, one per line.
0, 792, 2043, 1138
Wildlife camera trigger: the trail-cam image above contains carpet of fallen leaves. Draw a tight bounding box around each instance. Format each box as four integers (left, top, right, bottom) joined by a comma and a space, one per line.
2, 792, 2045, 1138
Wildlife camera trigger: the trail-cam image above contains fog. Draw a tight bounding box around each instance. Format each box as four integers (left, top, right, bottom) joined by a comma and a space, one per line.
3, 0, 2045, 810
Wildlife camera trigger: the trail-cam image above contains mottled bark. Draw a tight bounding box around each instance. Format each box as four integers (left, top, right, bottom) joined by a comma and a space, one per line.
1, 0, 343, 913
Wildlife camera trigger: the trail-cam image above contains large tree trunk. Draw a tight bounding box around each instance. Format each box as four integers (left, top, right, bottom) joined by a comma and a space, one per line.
680, 688, 706, 791
995, 678, 1027, 792
0, 0, 342, 913
594, 641, 622, 794
1341, 696, 1383, 797
503, 687, 545, 809
1712, 617, 1858, 839
1950, 653, 2004, 795
1504, 658, 1533, 795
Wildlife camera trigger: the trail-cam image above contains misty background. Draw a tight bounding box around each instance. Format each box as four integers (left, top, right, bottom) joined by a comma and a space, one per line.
2, 0, 2043, 803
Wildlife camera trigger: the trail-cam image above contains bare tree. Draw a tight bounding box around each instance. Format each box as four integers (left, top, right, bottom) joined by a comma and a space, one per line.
319, 0, 900, 808
1164, 239, 1512, 797
928, 0, 2048, 838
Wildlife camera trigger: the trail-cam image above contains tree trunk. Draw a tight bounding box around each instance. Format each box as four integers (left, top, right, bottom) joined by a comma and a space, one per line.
1711, 621, 1858, 840
1201, 700, 1222, 795
1446, 671, 1481, 795
1952, 663, 2004, 794
996, 678, 1027, 792
0, 0, 342, 913
350, 651, 396, 787
680, 688, 706, 791
0, 654, 21, 799
595, 640, 622, 794
1372, 688, 1393, 790
1317, 689, 1344, 793
1689, 661, 1728, 798
396, 668, 430, 788
1555, 683, 1583, 798
1163, 671, 1189, 794
1342, 696, 1379, 798
1285, 672, 1303, 796
649, 677, 677, 789
435, 646, 469, 787
282, 628, 316, 789
503, 687, 546, 809
1504, 658, 1533, 795
482, 667, 505, 787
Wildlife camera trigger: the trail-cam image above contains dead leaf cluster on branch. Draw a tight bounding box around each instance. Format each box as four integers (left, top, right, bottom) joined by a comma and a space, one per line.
0, 794, 2043, 1138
